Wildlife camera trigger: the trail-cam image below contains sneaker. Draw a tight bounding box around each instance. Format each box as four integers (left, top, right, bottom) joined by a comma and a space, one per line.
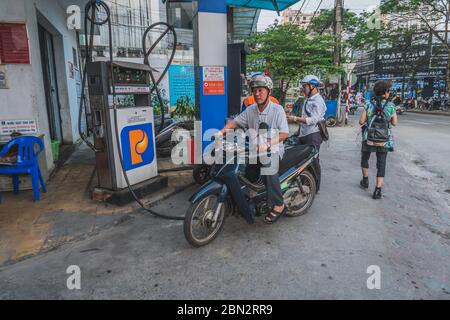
360, 177, 369, 189
373, 187, 382, 200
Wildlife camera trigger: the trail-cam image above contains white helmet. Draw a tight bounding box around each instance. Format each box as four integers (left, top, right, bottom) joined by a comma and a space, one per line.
300, 75, 321, 88
250, 74, 274, 91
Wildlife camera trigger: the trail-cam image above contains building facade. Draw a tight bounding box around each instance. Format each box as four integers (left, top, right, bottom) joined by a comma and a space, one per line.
354, 8, 449, 98
0, 0, 87, 179
281, 8, 314, 29
0, 0, 169, 180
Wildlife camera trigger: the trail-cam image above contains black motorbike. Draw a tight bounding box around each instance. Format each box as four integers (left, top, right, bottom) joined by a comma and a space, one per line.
184, 126, 321, 247
155, 118, 194, 158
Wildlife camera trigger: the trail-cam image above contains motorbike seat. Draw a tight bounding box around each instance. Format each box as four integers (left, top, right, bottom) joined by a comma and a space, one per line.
279, 144, 314, 175
240, 144, 315, 191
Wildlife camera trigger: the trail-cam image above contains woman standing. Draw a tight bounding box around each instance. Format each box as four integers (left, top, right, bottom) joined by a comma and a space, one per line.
359, 80, 398, 199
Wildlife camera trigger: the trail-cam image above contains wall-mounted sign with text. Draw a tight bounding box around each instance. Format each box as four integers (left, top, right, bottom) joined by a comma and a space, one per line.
203, 66, 225, 95
0, 119, 38, 135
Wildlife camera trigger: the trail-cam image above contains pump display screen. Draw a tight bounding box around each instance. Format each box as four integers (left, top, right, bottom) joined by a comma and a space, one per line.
108, 95, 135, 108
113, 66, 147, 85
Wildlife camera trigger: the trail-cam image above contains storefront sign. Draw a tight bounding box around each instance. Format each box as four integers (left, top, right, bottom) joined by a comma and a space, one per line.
0, 119, 38, 135
203, 66, 225, 95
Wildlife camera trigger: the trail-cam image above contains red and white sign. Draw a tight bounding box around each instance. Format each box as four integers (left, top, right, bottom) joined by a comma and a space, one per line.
0, 23, 30, 65
203, 66, 225, 95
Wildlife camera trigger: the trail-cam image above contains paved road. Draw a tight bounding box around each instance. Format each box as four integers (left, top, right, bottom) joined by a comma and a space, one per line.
395, 112, 450, 184
1, 112, 449, 299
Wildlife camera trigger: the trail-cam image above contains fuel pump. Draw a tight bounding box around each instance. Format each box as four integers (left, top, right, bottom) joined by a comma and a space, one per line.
78, 0, 183, 220
86, 61, 159, 192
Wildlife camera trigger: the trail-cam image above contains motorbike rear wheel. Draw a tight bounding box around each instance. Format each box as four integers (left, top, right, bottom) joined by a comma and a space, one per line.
285, 170, 317, 217
184, 195, 226, 247
326, 116, 337, 127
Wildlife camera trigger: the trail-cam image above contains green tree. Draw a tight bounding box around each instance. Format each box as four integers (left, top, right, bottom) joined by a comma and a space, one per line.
309, 9, 360, 37
381, 0, 450, 97
247, 23, 340, 105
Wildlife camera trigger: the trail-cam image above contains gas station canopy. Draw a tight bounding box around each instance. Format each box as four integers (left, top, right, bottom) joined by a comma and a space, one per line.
226, 0, 302, 13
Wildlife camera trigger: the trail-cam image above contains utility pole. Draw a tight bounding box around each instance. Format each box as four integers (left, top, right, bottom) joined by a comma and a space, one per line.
334, 0, 343, 66
334, 0, 344, 124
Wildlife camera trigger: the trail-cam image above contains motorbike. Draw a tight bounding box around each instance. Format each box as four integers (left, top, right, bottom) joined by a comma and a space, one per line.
192, 115, 240, 185
440, 96, 449, 111
349, 104, 359, 115
155, 118, 194, 158
428, 96, 442, 111
417, 97, 429, 110
183, 126, 321, 247
396, 105, 406, 115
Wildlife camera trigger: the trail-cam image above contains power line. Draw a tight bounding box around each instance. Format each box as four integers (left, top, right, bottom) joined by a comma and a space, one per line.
289, 0, 310, 25
306, 0, 325, 33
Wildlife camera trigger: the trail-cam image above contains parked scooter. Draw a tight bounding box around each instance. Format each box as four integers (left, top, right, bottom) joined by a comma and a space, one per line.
417, 96, 429, 110
184, 125, 321, 247
155, 118, 194, 158
349, 104, 359, 115
396, 105, 406, 115
428, 96, 442, 111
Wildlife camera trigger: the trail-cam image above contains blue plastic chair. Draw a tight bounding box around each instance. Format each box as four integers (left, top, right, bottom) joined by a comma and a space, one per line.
0, 136, 47, 202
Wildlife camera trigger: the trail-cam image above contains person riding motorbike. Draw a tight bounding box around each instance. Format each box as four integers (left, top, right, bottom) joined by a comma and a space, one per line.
216, 74, 290, 224
242, 95, 280, 112
241, 73, 280, 112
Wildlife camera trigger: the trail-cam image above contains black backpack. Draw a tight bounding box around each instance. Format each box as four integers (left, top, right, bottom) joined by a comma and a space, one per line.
367, 99, 390, 144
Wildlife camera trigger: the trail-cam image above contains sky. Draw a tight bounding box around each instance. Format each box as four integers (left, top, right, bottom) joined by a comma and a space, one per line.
257, 0, 381, 31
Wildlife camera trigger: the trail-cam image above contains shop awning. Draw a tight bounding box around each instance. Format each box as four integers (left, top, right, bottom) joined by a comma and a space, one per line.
231, 7, 261, 42
226, 0, 302, 14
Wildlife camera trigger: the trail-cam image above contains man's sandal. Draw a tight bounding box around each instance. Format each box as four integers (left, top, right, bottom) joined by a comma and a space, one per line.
264, 206, 288, 225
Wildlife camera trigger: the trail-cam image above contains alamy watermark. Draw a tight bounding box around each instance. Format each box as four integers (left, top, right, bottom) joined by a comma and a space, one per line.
66, 265, 81, 290
367, 265, 381, 290
170, 122, 282, 176
67, 5, 81, 30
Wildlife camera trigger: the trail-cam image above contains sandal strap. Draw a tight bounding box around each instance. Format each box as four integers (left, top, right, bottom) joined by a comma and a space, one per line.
265, 208, 284, 222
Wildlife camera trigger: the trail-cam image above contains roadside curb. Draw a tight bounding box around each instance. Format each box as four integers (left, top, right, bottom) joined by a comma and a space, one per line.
406, 110, 450, 117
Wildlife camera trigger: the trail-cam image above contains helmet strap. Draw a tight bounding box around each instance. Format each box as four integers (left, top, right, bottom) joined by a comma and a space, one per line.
307, 84, 314, 98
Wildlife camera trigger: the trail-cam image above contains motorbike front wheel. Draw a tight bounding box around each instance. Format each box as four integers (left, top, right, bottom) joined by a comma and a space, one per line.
184, 195, 226, 247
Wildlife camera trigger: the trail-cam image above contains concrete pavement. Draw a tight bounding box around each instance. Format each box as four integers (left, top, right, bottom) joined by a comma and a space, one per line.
0, 113, 449, 299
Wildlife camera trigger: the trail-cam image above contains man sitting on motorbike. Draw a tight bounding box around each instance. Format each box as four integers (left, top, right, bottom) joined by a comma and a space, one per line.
216, 74, 290, 224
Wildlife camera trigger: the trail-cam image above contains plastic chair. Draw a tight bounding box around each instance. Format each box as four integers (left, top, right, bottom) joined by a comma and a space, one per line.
0, 136, 47, 202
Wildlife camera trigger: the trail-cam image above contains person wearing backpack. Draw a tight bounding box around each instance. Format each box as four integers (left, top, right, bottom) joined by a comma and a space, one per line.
359, 80, 398, 199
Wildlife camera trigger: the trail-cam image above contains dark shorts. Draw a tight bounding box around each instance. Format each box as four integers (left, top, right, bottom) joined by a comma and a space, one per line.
299, 132, 323, 151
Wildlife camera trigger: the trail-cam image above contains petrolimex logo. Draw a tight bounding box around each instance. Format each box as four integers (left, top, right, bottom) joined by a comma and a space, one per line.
121, 124, 155, 171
